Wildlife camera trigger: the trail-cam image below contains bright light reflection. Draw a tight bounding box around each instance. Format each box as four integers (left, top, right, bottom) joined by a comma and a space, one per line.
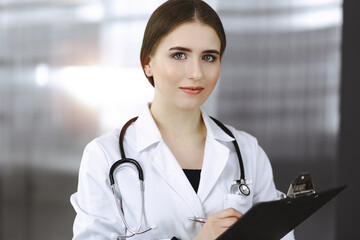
35, 63, 50, 87
294, 7, 342, 30
223, 3, 342, 32
76, 2, 104, 22
53, 66, 154, 132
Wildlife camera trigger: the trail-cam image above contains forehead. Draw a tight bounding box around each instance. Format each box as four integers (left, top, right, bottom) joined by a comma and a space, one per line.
156, 22, 221, 51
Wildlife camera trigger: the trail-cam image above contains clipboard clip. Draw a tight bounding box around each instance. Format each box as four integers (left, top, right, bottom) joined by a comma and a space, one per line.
287, 172, 316, 198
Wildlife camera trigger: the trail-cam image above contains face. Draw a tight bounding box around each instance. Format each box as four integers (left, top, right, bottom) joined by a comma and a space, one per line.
145, 22, 221, 110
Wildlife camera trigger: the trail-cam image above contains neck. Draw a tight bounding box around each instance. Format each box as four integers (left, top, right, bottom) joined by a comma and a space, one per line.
150, 101, 205, 138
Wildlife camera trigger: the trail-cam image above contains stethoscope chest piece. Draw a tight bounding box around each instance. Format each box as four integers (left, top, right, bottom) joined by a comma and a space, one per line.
110, 116, 250, 238
231, 180, 250, 196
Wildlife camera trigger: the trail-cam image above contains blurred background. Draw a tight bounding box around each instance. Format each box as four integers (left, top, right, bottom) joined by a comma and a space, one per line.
0, 0, 358, 239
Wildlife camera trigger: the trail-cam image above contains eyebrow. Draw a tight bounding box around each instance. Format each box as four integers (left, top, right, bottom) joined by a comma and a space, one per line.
169, 46, 220, 55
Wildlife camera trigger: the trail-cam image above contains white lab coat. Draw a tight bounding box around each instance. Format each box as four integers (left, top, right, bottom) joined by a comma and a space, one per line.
71, 105, 295, 240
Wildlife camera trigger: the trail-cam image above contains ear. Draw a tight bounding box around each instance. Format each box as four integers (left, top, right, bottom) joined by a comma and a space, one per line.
144, 65, 152, 77
144, 57, 153, 77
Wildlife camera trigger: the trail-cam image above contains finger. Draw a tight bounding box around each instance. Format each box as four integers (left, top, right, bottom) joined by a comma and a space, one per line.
215, 208, 243, 219
218, 217, 239, 228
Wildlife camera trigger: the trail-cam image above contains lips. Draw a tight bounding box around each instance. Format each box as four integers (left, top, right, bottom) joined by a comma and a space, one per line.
179, 86, 204, 95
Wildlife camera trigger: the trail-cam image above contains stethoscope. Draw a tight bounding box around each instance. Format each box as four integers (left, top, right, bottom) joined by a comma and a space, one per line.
109, 116, 250, 238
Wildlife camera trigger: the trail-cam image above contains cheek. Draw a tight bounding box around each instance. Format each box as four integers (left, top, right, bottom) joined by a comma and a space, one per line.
204, 65, 220, 85
153, 60, 184, 85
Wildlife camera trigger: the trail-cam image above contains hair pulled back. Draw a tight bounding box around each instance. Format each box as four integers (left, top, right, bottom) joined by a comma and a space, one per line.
140, 0, 226, 86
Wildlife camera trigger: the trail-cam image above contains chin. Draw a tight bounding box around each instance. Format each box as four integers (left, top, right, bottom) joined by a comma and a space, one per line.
175, 98, 207, 111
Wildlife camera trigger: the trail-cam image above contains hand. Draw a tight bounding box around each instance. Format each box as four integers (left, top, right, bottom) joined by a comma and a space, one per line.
193, 208, 243, 240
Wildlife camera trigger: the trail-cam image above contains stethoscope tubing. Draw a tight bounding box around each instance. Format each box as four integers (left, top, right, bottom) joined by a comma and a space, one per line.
110, 158, 144, 185
109, 116, 151, 237
209, 116, 246, 182
109, 115, 250, 237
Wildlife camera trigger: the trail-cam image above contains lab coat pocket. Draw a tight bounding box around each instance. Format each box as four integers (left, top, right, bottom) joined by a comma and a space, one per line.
130, 227, 159, 240
223, 183, 253, 215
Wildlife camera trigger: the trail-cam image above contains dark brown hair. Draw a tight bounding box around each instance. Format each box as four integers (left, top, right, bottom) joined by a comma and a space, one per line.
140, 0, 226, 86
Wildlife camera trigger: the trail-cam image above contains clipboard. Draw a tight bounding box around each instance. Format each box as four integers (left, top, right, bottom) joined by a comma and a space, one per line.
217, 185, 347, 240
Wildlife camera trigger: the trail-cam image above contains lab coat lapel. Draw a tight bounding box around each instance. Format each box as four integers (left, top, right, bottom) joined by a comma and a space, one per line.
197, 112, 234, 203
135, 106, 234, 215
136, 105, 205, 217
197, 138, 230, 202
150, 141, 205, 217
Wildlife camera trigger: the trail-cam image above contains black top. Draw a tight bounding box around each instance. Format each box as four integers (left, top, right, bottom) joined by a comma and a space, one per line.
183, 169, 201, 193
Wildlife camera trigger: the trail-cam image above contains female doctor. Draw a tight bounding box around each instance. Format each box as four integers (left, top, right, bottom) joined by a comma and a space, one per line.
71, 0, 295, 239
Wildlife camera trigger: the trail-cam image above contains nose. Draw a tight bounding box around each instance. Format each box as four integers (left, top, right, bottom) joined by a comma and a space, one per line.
187, 58, 203, 81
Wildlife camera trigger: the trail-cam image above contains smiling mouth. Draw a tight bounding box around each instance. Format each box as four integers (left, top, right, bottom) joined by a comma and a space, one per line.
179, 86, 204, 95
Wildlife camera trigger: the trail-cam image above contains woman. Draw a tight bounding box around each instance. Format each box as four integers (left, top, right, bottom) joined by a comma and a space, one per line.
71, 0, 295, 239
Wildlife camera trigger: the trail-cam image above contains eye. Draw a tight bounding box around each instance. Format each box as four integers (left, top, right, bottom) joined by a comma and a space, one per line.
172, 52, 186, 60
203, 55, 216, 62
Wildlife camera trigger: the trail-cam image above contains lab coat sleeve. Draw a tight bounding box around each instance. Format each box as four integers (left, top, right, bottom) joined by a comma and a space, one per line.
252, 145, 278, 203
70, 140, 125, 240
252, 143, 295, 240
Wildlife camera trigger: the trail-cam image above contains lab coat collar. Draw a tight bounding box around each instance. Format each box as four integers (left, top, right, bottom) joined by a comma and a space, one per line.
136, 104, 162, 153
201, 111, 235, 143
135, 105, 234, 153
198, 111, 235, 202
135, 104, 236, 209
